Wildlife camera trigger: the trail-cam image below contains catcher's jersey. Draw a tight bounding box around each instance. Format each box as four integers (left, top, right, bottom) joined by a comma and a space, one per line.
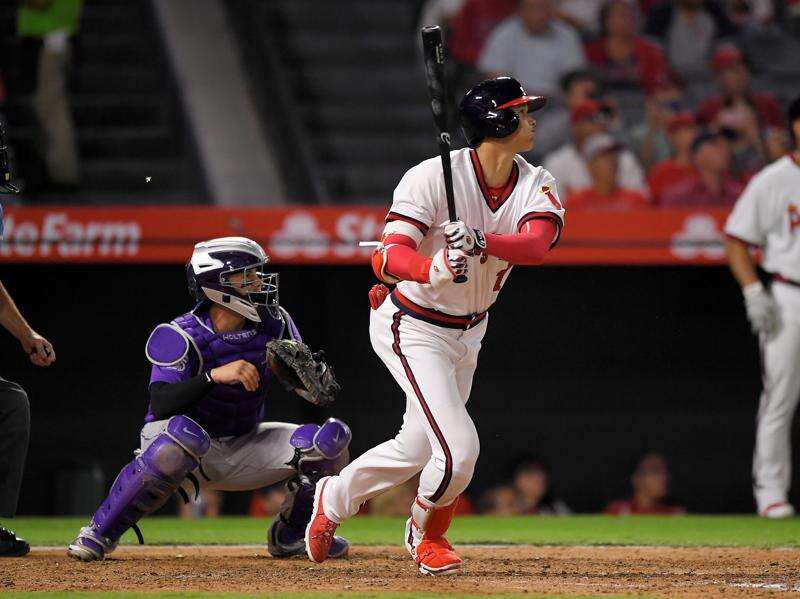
386, 148, 565, 315
725, 154, 800, 282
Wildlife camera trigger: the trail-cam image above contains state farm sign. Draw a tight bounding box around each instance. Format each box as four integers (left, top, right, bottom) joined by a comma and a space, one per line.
0, 211, 141, 258
0, 205, 734, 265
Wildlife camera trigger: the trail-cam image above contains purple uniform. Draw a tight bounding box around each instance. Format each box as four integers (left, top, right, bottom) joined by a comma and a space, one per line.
145, 303, 302, 438
67, 237, 350, 563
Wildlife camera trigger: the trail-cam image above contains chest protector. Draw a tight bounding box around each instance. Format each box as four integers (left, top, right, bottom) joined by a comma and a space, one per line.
171, 305, 286, 438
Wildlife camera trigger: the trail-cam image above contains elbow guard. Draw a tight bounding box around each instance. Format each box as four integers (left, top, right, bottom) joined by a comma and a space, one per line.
371, 246, 401, 285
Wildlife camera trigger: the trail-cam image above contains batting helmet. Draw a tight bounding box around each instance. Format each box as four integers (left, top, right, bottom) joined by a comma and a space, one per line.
459, 76, 547, 148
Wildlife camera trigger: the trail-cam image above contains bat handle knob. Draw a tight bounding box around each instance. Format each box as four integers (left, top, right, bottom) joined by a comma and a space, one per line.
454, 275, 468, 284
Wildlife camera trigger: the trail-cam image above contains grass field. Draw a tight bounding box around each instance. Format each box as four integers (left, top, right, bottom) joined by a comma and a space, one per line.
10, 513, 800, 548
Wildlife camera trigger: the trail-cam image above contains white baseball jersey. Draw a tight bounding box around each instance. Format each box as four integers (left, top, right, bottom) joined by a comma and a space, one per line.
384, 148, 566, 316
725, 154, 800, 282
726, 155, 800, 514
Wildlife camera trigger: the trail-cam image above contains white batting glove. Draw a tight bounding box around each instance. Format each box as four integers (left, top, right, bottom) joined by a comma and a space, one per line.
445, 220, 486, 256
429, 247, 469, 288
743, 282, 780, 337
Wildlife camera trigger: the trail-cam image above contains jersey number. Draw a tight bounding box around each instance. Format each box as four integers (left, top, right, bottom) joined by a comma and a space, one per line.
493, 266, 511, 291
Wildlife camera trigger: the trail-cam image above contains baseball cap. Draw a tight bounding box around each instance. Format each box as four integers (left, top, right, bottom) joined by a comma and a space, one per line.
712, 44, 744, 72
667, 112, 697, 134
570, 99, 605, 124
582, 132, 622, 161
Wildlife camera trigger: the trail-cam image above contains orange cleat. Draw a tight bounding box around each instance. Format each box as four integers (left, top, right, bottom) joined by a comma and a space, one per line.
415, 536, 462, 576
405, 496, 462, 575
304, 476, 339, 563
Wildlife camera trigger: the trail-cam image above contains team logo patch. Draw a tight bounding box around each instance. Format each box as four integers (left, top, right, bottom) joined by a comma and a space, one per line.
541, 185, 562, 210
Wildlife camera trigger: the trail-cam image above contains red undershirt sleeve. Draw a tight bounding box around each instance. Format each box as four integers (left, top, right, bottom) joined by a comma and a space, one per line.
381, 233, 432, 284
483, 219, 559, 266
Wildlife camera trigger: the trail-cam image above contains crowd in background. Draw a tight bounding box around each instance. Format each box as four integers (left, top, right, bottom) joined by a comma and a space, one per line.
181, 451, 685, 518
419, 0, 800, 209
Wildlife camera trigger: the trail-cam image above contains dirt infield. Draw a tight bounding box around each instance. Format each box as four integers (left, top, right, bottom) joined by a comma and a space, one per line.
3, 545, 800, 597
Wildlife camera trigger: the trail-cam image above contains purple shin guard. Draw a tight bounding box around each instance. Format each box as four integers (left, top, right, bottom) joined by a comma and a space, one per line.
68, 416, 210, 561
267, 418, 351, 558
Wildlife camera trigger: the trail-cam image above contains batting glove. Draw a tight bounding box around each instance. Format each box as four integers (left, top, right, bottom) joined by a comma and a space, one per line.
429, 247, 469, 289
445, 220, 486, 256
743, 282, 780, 337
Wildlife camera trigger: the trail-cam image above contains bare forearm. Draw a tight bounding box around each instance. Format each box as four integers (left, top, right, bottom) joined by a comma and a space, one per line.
0, 281, 33, 342
725, 238, 760, 289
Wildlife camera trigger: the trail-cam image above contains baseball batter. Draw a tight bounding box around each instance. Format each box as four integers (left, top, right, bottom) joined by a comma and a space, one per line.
306, 77, 565, 574
725, 96, 800, 519
67, 237, 352, 561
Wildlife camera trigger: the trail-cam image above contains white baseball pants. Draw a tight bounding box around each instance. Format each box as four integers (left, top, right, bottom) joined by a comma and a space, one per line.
753, 282, 800, 511
323, 297, 486, 522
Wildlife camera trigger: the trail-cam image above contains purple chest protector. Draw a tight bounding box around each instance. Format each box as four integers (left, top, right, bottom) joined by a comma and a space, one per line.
150, 303, 300, 438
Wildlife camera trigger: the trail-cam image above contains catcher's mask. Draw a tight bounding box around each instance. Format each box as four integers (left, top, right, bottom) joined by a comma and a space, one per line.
186, 237, 279, 322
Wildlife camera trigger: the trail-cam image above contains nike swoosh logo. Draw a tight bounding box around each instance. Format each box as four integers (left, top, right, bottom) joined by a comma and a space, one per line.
331, 430, 340, 444
182, 427, 199, 437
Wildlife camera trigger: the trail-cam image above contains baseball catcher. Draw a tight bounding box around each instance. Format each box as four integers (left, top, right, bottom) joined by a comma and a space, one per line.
67, 237, 350, 561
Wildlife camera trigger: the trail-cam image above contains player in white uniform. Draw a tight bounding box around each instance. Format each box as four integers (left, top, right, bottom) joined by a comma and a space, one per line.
305, 77, 565, 573
725, 95, 800, 519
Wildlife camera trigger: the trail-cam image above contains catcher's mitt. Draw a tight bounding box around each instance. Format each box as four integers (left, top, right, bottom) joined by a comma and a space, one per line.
266, 339, 340, 407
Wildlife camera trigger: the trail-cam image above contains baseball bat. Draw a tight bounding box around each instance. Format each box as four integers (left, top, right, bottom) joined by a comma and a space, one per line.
420, 25, 466, 283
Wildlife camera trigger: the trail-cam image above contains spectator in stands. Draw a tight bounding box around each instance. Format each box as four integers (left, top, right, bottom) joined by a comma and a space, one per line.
567, 133, 649, 208
606, 453, 685, 515
478, 485, 520, 515
478, 0, 587, 96
544, 99, 647, 197
658, 129, 744, 205
532, 68, 605, 159
554, 0, 606, 37
625, 74, 688, 169
647, 112, 699, 203
449, 0, 517, 70
697, 44, 782, 176
585, 0, 670, 94
645, 0, 736, 83
697, 44, 783, 128
248, 484, 287, 518
16, 0, 83, 191
512, 455, 571, 515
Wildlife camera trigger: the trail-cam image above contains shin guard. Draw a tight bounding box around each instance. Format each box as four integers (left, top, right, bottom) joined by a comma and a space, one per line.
68, 416, 210, 561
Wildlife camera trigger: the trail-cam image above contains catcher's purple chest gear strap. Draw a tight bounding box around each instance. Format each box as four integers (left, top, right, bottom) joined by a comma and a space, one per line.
77, 416, 210, 556
145, 303, 297, 438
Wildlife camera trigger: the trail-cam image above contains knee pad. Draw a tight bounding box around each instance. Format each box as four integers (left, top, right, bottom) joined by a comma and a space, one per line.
289, 418, 351, 480
143, 415, 211, 480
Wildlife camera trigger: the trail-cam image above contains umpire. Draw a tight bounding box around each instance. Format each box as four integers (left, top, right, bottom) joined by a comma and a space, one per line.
0, 279, 55, 556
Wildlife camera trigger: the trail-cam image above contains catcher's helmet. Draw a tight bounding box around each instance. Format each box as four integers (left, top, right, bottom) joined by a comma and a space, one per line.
186, 237, 279, 322
459, 76, 547, 148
